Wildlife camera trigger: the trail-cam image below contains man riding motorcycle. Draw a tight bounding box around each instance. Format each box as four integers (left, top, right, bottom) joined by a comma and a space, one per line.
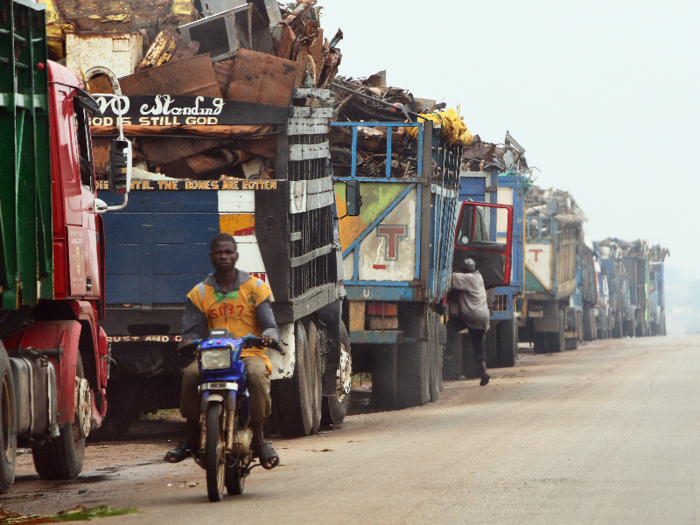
164, 233, 280, 469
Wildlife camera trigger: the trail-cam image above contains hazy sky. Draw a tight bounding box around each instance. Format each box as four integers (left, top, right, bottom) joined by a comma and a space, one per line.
321, 0, 699, 274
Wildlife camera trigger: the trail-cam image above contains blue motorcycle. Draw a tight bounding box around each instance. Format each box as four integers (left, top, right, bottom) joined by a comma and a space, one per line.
186, 329, 284, 502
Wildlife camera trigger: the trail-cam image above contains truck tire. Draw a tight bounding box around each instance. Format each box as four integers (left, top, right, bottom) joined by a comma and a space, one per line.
484, 329, 498, 369
443, 319, 464, 380
0, 343, 17, 494
496, 318, 517, 368
533, 331, 548, 354
583, 308, 596, 341
306, 322, 323, 433
321, 321, 352, 425
546, 311, 566, 353
612, 311, 621, 338
428, 313, 441, 403
398, 341, 429, 408
271, 322, 314, 437
33, 354, 86, 480
635, 311, 644, 337
371, 344, 399, 410
660, 313, 666, 336
437, 323, 446, 392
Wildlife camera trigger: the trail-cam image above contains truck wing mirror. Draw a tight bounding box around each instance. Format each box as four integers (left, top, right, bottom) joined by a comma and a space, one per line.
108, 139, 132, 193
97, 139, 132, 213
346, 179, 362, 216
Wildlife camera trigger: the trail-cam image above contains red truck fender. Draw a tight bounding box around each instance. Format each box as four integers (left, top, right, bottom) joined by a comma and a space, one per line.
13, 320, 81, 426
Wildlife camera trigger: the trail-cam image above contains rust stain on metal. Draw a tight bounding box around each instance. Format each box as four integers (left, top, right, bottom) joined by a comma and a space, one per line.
120, 55, 222, 97
226, 49, 300, 107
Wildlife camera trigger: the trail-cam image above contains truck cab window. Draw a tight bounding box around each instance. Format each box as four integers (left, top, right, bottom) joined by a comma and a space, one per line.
74, 106, 94, 189
456, 206, 489, 246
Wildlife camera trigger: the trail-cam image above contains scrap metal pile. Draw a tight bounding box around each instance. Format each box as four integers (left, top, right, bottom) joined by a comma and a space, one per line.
328, 74, 471, 178
47, 0, 342, 180
524, 184, 588, 240
597, 238, 670, 263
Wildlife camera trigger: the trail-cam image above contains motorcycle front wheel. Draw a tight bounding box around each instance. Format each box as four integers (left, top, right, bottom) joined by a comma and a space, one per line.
205, 403, 225, 502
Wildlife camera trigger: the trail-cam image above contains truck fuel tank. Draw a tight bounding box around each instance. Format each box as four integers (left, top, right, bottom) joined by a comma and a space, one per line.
10, 357, 58, 439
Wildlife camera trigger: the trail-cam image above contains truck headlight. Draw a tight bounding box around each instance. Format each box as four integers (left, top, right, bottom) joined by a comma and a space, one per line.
200, 349, 231, 370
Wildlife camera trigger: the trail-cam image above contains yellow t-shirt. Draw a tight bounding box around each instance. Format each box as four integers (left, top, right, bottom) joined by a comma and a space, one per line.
187, 274, 273, 373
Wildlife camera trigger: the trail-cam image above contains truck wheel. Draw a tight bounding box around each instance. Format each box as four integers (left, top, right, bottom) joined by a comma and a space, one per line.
565, 337, 578, 350
583, 308, 596, 341
271, 322, 313, 437
321, 322, 351, 425
546, 311, 566, 353
635, 312, 644, 337
437, 323, 446, 392
496, 318, 517, 368
533, 331, 548, 354
612, 311, 622, 338
428, 313, 441, 403
398, 341, 429, 408
484, 328, 499, 369
33, 354, 86, 480
0, 343, 17, 494
306, 322, 323, 433
660, 313, 666, 336
371, 344, 399, 410
443, 319, 464, 380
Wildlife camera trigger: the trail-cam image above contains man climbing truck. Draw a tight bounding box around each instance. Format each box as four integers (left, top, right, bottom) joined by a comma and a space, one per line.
0, 0, 130, 491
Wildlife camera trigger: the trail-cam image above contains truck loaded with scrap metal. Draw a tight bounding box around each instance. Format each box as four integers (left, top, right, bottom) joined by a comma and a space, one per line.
0, 0, 131, 491
328, 75, 510, 409
519, 186, 586, 352
595, 239, 669, 338
48, 0, 349, 438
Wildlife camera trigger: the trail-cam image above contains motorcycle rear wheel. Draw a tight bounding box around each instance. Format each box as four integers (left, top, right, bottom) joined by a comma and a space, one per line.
205, 403, 225, 502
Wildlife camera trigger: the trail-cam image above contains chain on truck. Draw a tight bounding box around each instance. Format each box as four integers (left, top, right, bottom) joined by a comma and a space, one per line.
0, 0, 132, 492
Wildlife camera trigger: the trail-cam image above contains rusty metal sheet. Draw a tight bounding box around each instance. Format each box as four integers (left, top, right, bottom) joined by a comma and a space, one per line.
120, 55, 222, 97
160, 148, 254, 179
49, 0, 175, 32
226, 49, 300, 106
274, 24, 295, 59
139, 138, 234, 165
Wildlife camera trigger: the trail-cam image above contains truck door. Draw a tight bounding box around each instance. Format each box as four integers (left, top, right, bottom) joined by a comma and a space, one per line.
453, 202, 513, 289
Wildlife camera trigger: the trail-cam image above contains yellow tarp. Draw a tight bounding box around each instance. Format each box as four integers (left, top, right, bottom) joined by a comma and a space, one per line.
405, 108, 473, 146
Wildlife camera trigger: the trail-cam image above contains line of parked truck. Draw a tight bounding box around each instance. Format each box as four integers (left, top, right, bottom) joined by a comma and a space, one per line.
0, 0, 668, 494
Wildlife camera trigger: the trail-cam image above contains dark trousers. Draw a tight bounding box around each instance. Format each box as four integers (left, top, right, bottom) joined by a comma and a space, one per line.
468, 328, 486, 362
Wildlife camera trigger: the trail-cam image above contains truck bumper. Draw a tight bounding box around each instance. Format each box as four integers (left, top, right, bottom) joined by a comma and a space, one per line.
349, 330, 403, 345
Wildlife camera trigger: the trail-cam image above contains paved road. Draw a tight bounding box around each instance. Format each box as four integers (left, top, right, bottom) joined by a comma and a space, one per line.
4, 335, 700, 524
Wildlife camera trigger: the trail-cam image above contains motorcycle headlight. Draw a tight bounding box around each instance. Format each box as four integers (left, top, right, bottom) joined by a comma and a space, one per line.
200, 348, 231, 370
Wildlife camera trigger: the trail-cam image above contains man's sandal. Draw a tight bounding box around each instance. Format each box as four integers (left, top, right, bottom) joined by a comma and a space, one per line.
254, 442, 280, 470
164, 442, 192, 463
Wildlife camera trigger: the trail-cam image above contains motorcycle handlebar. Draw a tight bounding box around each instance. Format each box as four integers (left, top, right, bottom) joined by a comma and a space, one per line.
176, 337, 286, 356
